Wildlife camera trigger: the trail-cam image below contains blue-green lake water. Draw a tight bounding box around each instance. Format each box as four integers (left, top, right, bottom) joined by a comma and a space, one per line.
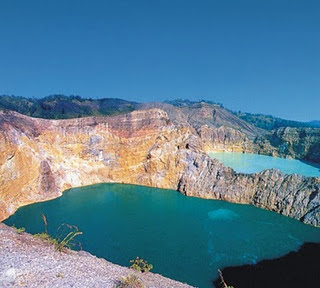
209, 152, 320, 177
4, 184, 320, 288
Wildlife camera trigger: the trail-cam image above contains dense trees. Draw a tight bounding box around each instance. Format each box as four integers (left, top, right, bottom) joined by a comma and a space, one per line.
0, 95, 139, 119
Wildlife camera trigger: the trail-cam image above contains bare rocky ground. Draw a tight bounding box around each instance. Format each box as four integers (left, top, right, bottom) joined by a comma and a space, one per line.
0, 223, 193, 288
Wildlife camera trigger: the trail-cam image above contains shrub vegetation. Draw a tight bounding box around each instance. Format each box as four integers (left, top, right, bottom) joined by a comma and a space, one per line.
129, 257, 153, 273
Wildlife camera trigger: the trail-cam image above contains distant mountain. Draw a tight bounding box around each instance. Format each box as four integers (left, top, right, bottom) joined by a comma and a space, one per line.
307, 120, 320, 128
164, 98, 224, 108
0, 95, 138, 119
233, 111, 319, 130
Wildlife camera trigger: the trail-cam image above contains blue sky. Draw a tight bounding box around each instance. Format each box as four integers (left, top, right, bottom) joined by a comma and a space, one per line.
0, 0, 319, 121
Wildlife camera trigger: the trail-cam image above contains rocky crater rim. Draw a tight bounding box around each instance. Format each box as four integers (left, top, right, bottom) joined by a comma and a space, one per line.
1, 108, 319, 227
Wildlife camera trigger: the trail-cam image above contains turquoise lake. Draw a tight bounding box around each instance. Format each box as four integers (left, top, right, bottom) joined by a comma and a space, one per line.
4, 183, 320, 288
209, 152, 320, 177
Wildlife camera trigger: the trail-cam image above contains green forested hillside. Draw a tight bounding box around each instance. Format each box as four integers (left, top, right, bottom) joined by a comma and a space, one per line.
234, 112, 320, 130
0, 95, 138, 119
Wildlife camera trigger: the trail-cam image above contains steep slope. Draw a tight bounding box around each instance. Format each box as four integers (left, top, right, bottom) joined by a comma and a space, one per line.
254, 127, 320, 163
2, 95, 320, 164
178, 153, 320, 226
0, 109, 201, 220
157, 102, 320, 163
0, 110, 319, 226
140, 102, 264, 152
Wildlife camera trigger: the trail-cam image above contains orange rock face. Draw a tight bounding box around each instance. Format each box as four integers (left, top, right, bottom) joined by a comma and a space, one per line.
0, 109, 200, 220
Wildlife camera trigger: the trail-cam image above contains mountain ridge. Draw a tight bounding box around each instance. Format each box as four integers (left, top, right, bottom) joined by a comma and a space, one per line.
1, 95, 320, 164
1, 95, 319, 129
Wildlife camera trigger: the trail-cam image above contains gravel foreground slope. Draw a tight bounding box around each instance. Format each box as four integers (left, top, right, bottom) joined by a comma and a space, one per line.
0, 223, 193, 288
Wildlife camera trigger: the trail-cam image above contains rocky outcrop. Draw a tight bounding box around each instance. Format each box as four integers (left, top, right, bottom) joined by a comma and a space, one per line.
254, 127, 320, 163
0, 109, 200, 220
2, 95, 320, 164
141, 102, 264, 152
160, 102, 320, 164
0, 109, 319, 226
0, 223, 192, 288
177, 152, 320, 226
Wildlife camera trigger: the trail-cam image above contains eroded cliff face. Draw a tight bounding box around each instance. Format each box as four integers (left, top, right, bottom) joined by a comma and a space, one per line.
253, 127, 320, 163
140, 102, 264, 153
178, 153, 320, 226
0, 109, 319, 226
0, 109, 201, 220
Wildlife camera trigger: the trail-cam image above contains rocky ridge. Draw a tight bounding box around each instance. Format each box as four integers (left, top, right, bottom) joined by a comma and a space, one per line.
254, 127, 320, 163
178, 152, 320, 226
140, 102, 264, 152
2, 95, 320, 163
142, 102, 320, 163
0, 109, 319, 226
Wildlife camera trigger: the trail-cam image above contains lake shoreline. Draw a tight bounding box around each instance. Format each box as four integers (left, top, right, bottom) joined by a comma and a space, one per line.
208, 151, 320, 177
0, 223, 193, 288
4, 183, 320, 288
